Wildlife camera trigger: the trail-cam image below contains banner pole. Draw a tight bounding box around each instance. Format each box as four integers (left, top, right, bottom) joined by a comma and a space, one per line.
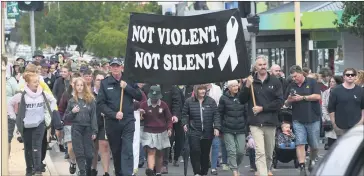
294, 1, 302, 67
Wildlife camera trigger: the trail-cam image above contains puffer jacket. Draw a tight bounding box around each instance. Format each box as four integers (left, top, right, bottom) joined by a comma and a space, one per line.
218, 91, 247, 134
181, 96, 221, 139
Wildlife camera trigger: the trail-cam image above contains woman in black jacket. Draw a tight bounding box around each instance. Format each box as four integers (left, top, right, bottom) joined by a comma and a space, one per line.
181, 84, 221, 176
218, 80, 247, 176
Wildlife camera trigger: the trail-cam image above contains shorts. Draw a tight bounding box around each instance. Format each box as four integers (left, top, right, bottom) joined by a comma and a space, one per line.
293, 120, 320, 149
63, 125, 72, 143
97, 126, 107, 140
8, 118, 16, 143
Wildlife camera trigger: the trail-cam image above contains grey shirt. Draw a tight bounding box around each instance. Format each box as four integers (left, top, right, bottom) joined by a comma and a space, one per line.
64, 98, 98, 135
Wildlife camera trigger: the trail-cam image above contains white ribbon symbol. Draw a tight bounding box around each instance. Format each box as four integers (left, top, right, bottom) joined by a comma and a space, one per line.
217, 16, 239, 72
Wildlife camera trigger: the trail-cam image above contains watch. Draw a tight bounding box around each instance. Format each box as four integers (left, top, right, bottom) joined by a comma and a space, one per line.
303, 96, 307, 101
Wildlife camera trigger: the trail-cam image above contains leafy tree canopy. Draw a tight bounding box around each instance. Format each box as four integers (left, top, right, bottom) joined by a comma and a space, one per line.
17, 2, 161, 57
335, 2, 364, 37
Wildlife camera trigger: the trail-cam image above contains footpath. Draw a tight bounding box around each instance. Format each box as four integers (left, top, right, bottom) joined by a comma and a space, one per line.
8, 138, 58, 176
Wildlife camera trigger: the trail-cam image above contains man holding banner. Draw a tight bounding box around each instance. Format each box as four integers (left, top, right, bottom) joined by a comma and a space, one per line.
239, 57, 283, 176
96, 58, 143, 176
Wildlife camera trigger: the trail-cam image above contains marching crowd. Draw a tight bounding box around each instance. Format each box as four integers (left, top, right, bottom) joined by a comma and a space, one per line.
3, 51, 364, 176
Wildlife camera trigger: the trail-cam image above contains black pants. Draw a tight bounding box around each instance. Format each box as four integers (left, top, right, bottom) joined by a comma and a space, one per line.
23, 122, 45, 173
41, 129, 48, 162
247, 148, 256, 170
106, 119, 135, 176
164, 122, 185, 165
189, 136, 212, 175
72, 125, 94, 175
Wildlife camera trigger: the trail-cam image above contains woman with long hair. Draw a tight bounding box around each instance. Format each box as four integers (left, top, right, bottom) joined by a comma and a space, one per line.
64, 77, 98, 176
354, 70, 364, 87
8, 72, 57, 176
322, 76, 343, 149
58, 73, 82, 174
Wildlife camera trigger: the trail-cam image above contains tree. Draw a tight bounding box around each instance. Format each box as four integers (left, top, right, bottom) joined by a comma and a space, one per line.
85, 2, 161, 57
335, 2, 364, 37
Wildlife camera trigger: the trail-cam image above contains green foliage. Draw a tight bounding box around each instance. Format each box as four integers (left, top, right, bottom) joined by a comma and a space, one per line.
16, 2, 161, 57
334, 2, 364, 37
85, 2, 162, 57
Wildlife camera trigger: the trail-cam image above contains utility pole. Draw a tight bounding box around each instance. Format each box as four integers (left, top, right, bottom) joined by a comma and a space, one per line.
1, 2, 9, 175
30, 10, 36, 55
250, 2, 256, 61
294, 2, 302, 67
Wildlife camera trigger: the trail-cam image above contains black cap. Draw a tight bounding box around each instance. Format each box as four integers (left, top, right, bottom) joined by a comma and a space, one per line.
110, 57, 123, 66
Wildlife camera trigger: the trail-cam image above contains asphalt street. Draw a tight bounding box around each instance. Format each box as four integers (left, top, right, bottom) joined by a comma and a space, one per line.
49, 142, 326, 176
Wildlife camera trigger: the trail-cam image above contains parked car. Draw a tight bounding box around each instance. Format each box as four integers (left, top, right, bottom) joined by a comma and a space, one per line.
311, 125, 364, 176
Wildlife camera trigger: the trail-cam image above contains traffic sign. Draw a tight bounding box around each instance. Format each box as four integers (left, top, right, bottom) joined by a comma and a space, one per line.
6, 2, 19, 19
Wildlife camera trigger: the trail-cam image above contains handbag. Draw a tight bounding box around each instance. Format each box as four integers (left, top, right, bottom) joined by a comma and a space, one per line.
42, 92, 52, 128
323, 120, 333, 132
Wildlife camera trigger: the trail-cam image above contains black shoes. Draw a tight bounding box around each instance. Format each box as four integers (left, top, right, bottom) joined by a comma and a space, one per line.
146, 168, 156, 176
64, 153, 70, 159
91, 169, 98, 176
41, 163, 46, 172
69, 162, 77, 174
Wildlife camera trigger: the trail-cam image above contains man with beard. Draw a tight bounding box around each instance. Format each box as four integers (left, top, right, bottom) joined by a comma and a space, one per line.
270, 65, 288, 94
240, 56, 283, 176
97, 58, 142, 176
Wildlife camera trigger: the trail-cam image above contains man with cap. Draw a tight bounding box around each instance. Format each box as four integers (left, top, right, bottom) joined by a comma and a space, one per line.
100, 58, 110, 74
33, 50, 45, 62
97, 57, 143, 176
40, 60, 56, 90
49, 55, 61, 78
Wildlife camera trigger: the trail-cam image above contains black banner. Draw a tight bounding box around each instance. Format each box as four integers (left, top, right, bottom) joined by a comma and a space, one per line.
124, 9, 250, 85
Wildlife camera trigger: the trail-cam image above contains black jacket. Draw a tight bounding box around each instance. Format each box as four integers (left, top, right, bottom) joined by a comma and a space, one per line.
96, 75, 142, 124
160, 85, 182, 118
239, 73, 283, 127
181, 96, 221, 139
278, 77, 288, 95
52, 77, 66, 105
218, 91, 247, 134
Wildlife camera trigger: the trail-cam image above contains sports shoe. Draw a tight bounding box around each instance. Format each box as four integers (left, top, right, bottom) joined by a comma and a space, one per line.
64, 153, 69, 159
161, 166, 168, 174
211, 169, 218, 175
221, 164, 230, 171
308, 159, 316, 172
69, 162, 77, 174
173, 160, 179, 167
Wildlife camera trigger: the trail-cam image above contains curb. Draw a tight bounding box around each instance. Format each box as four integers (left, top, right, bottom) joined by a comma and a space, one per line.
45, 143, 59, 176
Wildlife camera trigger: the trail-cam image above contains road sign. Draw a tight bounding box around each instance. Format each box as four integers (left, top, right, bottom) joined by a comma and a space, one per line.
7, 2, 19, 19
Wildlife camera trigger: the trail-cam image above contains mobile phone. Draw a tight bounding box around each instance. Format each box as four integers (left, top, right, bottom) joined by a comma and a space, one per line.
290, 89, 296, 96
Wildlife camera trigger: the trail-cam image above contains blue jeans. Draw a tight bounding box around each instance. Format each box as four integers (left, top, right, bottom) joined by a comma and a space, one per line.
211, 137, 228, 169
293, 120, 320, 149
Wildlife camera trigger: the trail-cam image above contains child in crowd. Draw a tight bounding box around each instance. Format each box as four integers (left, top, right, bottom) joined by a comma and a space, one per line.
64, 77, 98, 176
246, 132, 257, 173
278, 122, 296, 148
139, 85, 173, 176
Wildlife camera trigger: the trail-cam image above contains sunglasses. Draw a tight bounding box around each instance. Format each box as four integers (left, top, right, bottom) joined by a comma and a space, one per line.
345, 73, 356, 77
